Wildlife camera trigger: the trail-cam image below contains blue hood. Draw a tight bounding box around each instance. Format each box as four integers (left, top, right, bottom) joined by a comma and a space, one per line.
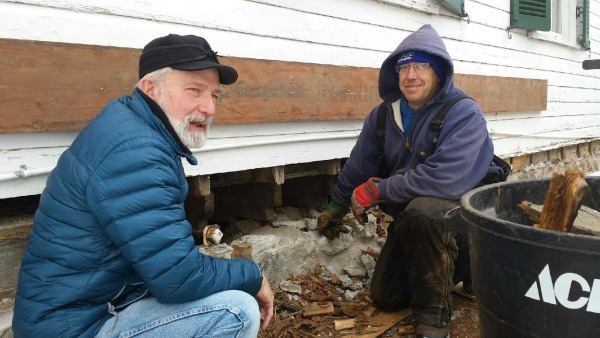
379, 24, 454, 103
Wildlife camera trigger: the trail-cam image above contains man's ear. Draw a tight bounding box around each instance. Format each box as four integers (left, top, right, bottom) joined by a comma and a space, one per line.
139, 77, 158, 101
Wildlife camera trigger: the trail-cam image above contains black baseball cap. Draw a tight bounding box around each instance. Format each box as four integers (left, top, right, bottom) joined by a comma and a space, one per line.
138, 34, 238, 84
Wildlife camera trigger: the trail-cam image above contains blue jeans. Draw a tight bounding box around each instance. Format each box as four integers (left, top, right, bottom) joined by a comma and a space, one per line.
95, 290, 260, 338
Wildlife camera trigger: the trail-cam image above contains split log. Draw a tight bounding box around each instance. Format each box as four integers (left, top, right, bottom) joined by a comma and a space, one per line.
535, 169, 588, 232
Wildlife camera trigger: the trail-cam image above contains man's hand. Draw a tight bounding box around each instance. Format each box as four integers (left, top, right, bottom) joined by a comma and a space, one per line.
317, 202, 350, 240
351, 177, 382, 225
255, 275, 274, 330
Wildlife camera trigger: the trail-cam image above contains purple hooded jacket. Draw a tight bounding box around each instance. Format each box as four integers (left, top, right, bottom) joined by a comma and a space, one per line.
332, 24, 501, 216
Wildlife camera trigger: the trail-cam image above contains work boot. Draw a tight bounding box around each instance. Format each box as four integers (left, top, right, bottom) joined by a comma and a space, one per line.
415, 323, 450, 338
462, 279, 474, 296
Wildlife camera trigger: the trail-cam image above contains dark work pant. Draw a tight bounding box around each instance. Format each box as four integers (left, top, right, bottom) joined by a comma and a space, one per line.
370, 197, 469, 327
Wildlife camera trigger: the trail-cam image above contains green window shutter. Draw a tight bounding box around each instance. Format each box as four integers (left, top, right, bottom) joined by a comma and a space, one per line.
439, 0, 467, 17
510, 0, 551, 31
580, 0, 590, 49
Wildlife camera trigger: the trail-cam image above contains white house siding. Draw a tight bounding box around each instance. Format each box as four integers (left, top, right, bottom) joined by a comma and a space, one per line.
1, 0, 600, 198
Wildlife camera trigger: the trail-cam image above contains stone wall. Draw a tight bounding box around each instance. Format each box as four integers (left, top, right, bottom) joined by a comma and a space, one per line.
507, 141, 600, 180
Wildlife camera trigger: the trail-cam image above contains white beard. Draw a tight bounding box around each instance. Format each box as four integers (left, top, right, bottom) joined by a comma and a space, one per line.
157, 91, 212, 149
167, 113, 211, 149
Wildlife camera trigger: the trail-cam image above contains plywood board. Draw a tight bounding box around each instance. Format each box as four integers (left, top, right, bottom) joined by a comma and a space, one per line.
0, 38, 547, 133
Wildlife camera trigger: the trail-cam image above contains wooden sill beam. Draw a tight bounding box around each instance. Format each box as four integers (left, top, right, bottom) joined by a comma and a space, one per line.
0, 38, 547, 133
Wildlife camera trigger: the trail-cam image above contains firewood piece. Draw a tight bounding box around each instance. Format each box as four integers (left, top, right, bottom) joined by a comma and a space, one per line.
518, 201, 541, 223
520, 202, 600, 237
303, 302, 334, 316
536, 169, 588, 232
334, 318, 357, 330
344, 308, 412, 338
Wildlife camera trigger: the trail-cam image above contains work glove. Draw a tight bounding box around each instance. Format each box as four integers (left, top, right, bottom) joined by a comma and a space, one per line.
317, 202, 350, 240
351, 177, 382, 225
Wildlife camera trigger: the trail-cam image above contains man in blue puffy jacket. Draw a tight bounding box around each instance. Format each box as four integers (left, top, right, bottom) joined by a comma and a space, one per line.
13, 34, 273, 338
317, 25, 507, 338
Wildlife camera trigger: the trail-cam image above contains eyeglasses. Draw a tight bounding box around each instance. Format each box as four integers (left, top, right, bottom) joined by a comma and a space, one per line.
396, 62, 431, 74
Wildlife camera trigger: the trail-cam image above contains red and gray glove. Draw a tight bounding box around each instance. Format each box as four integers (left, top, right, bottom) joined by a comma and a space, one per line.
317, 202, 350, 240
351, 177, 382, 225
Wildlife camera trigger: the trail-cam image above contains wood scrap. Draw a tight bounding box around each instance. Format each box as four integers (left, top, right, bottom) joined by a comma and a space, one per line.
533, 169, 588, 232
335, 318, 357, 330
519, 202, 600, 236
363, 306, 376, 319
303, 302, 334, 316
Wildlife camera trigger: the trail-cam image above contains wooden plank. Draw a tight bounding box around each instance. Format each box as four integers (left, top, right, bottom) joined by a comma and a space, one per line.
0, 38, 548, 133
345, 308, 412, 338
0, 39, 139, 133
455, 74, 547, 113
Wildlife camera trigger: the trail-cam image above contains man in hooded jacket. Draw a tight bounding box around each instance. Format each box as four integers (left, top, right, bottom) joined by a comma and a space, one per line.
317, 24, 506, 337
12, 34, 273, 338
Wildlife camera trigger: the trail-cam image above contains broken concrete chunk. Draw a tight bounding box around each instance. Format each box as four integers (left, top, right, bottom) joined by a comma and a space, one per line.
279, 280, 302, 294
344, 290, 359, 302
308, 209, 321, 219
360, 254, 377, 279
304, 218, 318, 231
350, 281, 364, 291
344, 257, 368, 278
338, 274, 353, 288
198, 243, 232, 258
321, 232, 353, 256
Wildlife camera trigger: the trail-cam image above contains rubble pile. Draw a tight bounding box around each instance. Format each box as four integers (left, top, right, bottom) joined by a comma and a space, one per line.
259, 265, 396, 337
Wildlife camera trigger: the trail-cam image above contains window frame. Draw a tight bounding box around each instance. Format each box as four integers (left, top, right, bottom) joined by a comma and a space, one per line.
528, 0, 580, 48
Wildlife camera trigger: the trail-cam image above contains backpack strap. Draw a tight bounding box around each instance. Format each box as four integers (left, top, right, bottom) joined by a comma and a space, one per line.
376, 102, 388, 149
416, 94, 471, 163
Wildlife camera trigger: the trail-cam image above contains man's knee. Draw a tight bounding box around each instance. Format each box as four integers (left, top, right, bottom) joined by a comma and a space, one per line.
405, 197, 459, 221
228, 290, 260, 322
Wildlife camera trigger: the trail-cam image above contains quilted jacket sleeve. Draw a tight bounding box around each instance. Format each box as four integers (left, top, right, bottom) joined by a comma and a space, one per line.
86, 136, 262, 303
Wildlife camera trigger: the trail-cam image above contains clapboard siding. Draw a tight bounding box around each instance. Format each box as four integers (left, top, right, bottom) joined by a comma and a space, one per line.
0, 0, 599, 198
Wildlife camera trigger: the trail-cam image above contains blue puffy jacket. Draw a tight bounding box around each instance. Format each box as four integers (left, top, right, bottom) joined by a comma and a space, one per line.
13, 90, 262, 338
332, 24, 501, 217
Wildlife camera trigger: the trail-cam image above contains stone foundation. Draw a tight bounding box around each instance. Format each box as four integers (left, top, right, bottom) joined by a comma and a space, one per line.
507, 141, 600, 180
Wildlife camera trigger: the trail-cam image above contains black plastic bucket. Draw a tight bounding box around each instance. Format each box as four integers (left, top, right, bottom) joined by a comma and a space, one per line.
459, 177, 600, 337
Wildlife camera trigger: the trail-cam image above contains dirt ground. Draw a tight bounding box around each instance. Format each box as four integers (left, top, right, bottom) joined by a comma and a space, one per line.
258, 265, 480, 338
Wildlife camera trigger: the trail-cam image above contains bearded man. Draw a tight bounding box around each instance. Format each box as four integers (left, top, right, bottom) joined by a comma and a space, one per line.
13, 34, 273, 338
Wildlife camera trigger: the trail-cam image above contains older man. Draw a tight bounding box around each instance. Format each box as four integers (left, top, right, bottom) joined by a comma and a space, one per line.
13, 34, 273, 338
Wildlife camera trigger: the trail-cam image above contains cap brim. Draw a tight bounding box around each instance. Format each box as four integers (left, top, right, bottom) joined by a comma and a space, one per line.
171, 60, 238, 85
